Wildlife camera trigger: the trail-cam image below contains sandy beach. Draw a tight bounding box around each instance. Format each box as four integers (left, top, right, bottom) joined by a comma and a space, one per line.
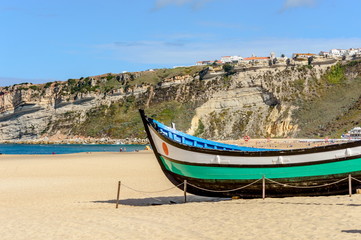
1, 151, 361, 240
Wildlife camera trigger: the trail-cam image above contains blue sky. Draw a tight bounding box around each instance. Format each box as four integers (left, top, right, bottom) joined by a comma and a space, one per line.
1, 0, 361, 87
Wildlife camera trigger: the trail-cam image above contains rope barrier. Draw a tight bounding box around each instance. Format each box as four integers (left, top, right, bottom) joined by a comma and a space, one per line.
119, 182, 185, 203
187, 178, 262, 193
265, 177, 349, 189
117, 175, 361, 205
121, 182, 184, 194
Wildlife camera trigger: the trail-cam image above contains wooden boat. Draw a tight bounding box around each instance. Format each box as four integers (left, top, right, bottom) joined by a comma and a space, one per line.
139, 109, 361, 198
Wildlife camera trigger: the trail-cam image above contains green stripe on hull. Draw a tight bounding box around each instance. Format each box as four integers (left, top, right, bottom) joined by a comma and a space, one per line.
159, 156, 361, 180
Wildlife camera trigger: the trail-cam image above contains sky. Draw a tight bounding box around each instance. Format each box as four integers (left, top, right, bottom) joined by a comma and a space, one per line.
1, 0, 361, 87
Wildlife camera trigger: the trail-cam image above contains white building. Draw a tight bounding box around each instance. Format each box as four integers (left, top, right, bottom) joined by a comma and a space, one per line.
270, 52, 276, 60
196, 61, 210, 66
242, 56, 270, 64
347, 48, 359, 56
329, 49, 341, 57
195, 60, 222, 66
329, 49, 348, 57
319, 51, 330, 57
220, 56, 243, 63
328, 48, 361, 58
292, 53, 316, 59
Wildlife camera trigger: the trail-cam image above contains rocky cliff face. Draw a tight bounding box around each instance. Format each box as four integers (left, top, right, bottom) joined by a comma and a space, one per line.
0, 71, 200, 142
0, 62, 354, 142
186, 65, 329, 139
0, 83, 96, 141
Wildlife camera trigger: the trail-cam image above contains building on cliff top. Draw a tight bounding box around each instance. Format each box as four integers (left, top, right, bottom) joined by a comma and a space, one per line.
196, 60, 222, 66
292, 53, 316, 59
220, 56, 243, 63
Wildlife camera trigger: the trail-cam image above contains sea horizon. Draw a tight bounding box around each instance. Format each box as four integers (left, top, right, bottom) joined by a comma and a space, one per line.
0, 143, 147, 155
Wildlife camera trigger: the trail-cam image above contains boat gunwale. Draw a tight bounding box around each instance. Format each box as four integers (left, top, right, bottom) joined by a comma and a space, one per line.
144, 113, 361, 157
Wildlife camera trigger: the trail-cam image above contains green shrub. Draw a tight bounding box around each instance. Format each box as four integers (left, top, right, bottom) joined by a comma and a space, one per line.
44, 82, 52, 88
17, 87, 29, 91
67, 79, 76, 85
325, 64, 345, 84
223, 63, 236, 75
29, 85, 39, 91
194, 120, 205, 137
73, 99, 196, 139
292, 79, 305, 91
106, 74, 113, 81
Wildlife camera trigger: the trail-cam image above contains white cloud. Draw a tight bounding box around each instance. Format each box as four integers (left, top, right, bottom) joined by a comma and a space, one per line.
94, 37, 361, 66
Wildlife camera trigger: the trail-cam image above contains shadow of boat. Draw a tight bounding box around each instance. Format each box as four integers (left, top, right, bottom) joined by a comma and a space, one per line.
92, 195, 230, 206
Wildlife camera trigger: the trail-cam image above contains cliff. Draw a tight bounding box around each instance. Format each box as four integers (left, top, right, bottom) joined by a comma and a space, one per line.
1, 61, 361, 143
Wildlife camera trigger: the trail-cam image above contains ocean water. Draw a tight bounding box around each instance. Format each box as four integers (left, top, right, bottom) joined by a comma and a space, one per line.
0, 144, 148, 155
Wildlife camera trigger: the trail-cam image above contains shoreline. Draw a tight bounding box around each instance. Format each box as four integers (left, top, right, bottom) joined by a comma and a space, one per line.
0, 142, 148, 145
0, 150, 150, 156
1, 138, 354, 153
1, 137, 350, 145
0, 138, 148, 145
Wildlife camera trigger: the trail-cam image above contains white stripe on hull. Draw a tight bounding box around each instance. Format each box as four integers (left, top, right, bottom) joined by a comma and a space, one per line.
150, 127, 361, 165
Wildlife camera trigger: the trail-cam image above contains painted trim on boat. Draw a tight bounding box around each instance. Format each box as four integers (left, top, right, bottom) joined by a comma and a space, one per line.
159, 152, 361, 168
159, 155, 361, 180
149, 124, 361, 166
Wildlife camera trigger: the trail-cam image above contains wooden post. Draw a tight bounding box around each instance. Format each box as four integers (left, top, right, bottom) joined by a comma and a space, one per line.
184, 180, 187, 203
349, 174, 352, 197
262, 176, 266, 200
116, 181, 121, 208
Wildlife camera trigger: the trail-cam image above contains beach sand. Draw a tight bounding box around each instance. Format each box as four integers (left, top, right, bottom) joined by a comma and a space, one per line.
1, 151, 361, 240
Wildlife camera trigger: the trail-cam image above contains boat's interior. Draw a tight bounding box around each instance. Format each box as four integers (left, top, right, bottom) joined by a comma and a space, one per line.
148, 118, 278, 152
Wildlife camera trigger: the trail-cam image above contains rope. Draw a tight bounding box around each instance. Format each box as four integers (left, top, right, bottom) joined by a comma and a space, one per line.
119, 175, 358, 197
265, 177, 349, 189
121, 182, 184, 194
186, 178, 262, 193
351, 177, 361, 184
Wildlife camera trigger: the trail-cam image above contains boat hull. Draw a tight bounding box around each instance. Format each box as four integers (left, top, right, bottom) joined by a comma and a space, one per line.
139, 109, 361, 198
162, 168, 361, 198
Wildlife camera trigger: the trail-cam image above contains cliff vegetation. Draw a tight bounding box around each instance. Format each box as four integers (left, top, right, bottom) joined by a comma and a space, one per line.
1, 61, 361, 142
